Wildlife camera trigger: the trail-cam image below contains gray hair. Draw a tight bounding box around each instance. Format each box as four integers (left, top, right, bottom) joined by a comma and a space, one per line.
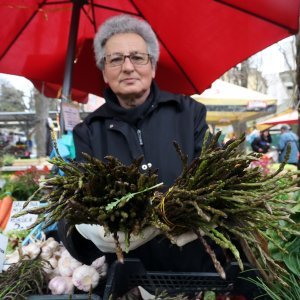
94, 14, 160, 70
281, 125, 290, 131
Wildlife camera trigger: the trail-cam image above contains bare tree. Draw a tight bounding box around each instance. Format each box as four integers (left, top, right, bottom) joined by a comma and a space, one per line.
34, 90, 49, 157
0, 82, 26, 111
239, 60, 249, 88
295, 32, 300, 170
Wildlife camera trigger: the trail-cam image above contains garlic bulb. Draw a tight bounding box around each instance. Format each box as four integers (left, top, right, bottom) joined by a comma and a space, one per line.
58, 250, 82, 277
43, 257, 58, 274
40, 245, 54, 260
91, 256, 107, 278
53, 246, 64, 259
46, 239, 60, 252
48, 276, 74, 295
72, 265, 100, 292
22, 243, 41, 259
91, 256, 105, 270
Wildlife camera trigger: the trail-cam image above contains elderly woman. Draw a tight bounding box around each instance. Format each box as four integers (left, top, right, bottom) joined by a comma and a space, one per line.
58, 15, 262, 299
58, 14, 224, 274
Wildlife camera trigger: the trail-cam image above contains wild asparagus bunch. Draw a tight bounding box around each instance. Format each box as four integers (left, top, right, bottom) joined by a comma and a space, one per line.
15, 151, 162, 261
152, 131, 300, 283
0, 255, 48, 299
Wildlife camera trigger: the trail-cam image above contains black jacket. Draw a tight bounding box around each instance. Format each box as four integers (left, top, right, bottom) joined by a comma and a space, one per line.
58, 82, 227, 272
72, 82, 208, 188
251, 132, 272, 154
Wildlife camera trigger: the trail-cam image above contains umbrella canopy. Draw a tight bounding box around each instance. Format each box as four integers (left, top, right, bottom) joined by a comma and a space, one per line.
257, 109, 298, 130
0, 0, 299, 103
192, 80, 277, 126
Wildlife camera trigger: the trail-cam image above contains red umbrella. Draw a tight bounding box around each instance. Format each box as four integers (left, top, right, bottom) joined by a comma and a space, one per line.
0, 0, 299, 103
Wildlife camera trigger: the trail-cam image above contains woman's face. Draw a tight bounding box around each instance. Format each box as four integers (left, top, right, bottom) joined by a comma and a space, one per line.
262, 131, 269, 136
102, 33, 155, 105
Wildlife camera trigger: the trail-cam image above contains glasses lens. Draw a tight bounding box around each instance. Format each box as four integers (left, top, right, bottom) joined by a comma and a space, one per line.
106, 54, 124, 66
129, 53, 149, 65
105, 53, 150, 66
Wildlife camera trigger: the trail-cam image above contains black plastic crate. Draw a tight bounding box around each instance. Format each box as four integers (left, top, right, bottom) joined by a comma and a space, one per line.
103, 259, 249, 300
27, 294, 101, 300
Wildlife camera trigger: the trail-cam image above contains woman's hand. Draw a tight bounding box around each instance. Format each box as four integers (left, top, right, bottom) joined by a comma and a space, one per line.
171, 231, 198, 247
75, 224, 160, 252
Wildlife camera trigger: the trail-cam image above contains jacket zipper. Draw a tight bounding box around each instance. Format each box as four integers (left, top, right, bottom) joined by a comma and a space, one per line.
137, 129, 143, 146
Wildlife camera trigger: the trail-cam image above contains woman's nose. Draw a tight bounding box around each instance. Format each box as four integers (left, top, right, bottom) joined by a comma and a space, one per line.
122, 56, 135, 71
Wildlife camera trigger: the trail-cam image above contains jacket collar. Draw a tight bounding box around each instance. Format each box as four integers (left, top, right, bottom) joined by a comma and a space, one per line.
84, 81, 182, 124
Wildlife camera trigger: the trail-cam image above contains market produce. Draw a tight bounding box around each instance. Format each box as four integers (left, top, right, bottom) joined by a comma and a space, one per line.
0, 193, 13, 230
152, 131, 300, 283
0, 252, 49, 299
14, 138, 162, 262
48, 276, 74, 295
2, 235, 107, 298
46, 243, 107, 294
14, 131, 300, 284
246, 272, 300, 300
1, 166, 50, 200
58, 249, 82, 276
72, 264, 100, 292
4, 229, 29, 254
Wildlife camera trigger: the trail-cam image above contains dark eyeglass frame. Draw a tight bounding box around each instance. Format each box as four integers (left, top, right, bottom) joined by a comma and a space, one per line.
103, 52, 151, 67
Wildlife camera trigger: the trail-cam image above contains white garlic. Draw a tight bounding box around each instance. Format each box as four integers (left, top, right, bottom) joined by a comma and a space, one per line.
58, 251, 82, 277
43, 257, 58, 275
40, 245, 54, 260
48, 276, 74, 295
91, 256, 107, 278
72, 265, 100, 292
47, 265, 62, 280
46, 239, 60, 252
99, 262, 108, 277
22, 243, 41, 259
53, 246, 64, 260
91, 256, 105, 270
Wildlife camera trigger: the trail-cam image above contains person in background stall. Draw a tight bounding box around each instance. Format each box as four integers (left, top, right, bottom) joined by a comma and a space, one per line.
46, 117, 54, 156
251, 129, 272, 154
277, 125, 299, 166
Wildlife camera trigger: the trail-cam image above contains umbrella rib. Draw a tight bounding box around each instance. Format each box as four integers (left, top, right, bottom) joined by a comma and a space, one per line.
128, 0, 199, 94
44, 0, 70, 4
82, 4, 97, 32
82, 2, 140, 32
88, 0, 97, 32
91, 3, 140, 16
0, 0, 48, 60
215, 0, 298, 33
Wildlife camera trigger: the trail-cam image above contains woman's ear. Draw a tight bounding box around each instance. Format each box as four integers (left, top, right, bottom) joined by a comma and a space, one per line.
151, 67, 156, 79
102, 70, 108, 84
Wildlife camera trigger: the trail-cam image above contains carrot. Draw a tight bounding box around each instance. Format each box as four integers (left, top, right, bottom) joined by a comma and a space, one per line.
0, 194, 13, 229
0, 207, 12, 230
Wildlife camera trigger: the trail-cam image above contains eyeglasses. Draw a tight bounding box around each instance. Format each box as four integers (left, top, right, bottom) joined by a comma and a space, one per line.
104, 52, 151, 67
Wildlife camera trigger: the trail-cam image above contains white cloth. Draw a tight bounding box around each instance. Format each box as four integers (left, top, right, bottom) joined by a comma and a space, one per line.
172, 231, 198, 247
75, 224, 160, 253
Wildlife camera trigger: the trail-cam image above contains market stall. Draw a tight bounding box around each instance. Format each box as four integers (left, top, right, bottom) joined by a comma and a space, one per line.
1, 132, 300, 299
192, 80, 277, 127
257, 109, 298, 131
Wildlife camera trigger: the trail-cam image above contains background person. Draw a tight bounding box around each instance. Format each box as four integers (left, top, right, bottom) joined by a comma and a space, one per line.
251, 129, 272, 153
277, 125, 299, 165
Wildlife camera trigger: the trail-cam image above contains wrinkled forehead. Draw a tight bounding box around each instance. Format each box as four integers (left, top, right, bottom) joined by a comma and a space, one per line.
104, 32, 148, 54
